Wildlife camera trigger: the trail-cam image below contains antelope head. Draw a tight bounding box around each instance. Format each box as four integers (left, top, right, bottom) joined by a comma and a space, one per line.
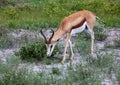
40, 29, 58, 57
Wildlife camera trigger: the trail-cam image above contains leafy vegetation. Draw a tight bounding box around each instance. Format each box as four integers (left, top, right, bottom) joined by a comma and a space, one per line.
51, 67, 61, 75
0, 0, 120, 85
0, 36, 12, 49
0, 28, 13, 49
94, 26, 108, 41
0, 55, 100, 85
0, 0, 120, 29
1, 51, 118, 85
0, 44, 120, 85
16, 41, 60, 62
88, 53, 114, 71
67, 64, 101, 85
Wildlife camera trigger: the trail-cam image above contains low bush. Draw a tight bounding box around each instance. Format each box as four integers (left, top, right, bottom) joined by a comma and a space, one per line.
52, 67, 61, 75
88, 53, 114, 69
16, 41, 60, 61
0, 0, 11, 6
0, 36, 13, 49
0, 27, 9, 36
67, 64, 101, 85
0, 28, 13, 49
94, 26, 108, 41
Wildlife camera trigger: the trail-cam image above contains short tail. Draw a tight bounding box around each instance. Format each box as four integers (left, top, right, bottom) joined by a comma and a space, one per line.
96, 16, 105, 24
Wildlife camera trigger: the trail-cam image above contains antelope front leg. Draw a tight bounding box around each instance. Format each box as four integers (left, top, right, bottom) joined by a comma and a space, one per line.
90, 31, 94, 56
61, 33, 71, 64
69, 40, 74, 60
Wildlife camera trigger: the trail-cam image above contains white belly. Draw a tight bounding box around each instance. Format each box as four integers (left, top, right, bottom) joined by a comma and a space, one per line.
71, 22, 87, 35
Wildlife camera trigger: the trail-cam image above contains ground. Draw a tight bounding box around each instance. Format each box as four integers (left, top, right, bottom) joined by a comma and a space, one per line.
0, 28, 120, 85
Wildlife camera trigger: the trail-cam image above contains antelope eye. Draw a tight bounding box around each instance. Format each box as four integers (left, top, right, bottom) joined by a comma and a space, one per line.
57, 38, 60, 42
50, 45, 53, 48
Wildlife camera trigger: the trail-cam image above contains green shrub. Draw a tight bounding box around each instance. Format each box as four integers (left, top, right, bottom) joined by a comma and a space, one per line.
0, 0, 17, 6
2, 68, 37, 85
51, 67, 61, 75
67, 64, 101, 85
16, 41, 60, 61
88, 53, 114, 69
0, 36, 13, 49
0, 28, 13, 49
95, 33, 107, 41
94, 26, 107, 41
0, 0, 10, 6
0, 27, 9, 36
3, 7, 19, 19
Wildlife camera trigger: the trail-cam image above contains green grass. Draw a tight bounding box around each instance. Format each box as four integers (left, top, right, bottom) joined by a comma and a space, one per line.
0, 0, 120, 84
51, 67, 61, 75
116, 68, 120, 84
0, 28, 13, 49
105, 34, 120, 49
114, 35, 120, 48
0, 55, 101, 85
0, 48, 119, 85
0, 0, 120, 29
67, 64, 101, 85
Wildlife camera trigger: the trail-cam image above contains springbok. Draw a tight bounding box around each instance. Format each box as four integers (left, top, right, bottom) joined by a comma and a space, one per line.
41, 10, 97, 63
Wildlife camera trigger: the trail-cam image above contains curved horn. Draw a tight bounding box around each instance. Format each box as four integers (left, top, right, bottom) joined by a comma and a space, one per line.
49, 29, 54, 43
40, 29, 47, 43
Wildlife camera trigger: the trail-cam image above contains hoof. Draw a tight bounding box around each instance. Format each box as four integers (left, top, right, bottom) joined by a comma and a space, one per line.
70, 53, 74, 60
61, 60, 64, 64
89, 53, 93, 57
89, 49, 93, 57
70, 57, 73, 61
